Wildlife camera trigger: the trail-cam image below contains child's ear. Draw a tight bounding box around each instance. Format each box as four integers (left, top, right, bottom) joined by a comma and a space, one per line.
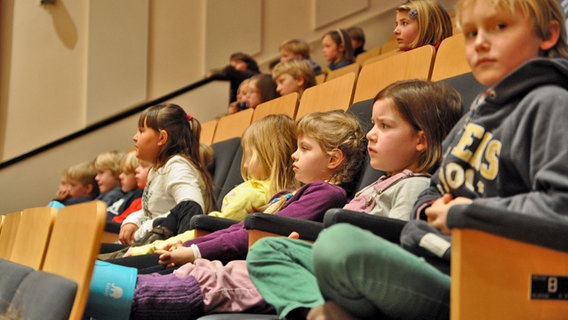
327, 148, 345, 170
86, 183, 94, 195
158, 129, 168, 146
540, 20, 561, 51
416, 130, 428, 152
296, 76, 305, 88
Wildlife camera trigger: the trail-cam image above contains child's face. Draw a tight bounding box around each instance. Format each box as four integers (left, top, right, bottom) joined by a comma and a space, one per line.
321, 35, 343, 63
237, 81, 250, 103
245, 80, 262, 108
291, 135, 333, 184
119, 171, 138, 192
95, 169, 120, 194
394, 11, 419, 51
367, 98, 425, 175
275, 73, 303, 96
461, 0, 546, 86
135, 162, 151, 189
133, 118, 162, 164
279, 49, 297, 62
67, 178, 92, 198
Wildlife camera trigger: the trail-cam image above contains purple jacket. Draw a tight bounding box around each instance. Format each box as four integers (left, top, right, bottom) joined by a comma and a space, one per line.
185, 181, 347, 262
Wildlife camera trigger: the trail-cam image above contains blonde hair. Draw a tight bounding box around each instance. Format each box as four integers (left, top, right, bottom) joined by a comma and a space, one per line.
295, 110, 366, 187
65, 161, 98, 195
121, 149, 140, 174
279, 39, 312, 59
241, 114, 298, 197
94, 150, 124, 179
272, 60, 316, 94
456, 0, 568, 58
397, 0, 453, 49
199, 143, 215, 172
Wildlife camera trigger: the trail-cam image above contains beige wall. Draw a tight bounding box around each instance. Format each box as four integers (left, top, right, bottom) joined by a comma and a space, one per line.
0, 0, 457, 212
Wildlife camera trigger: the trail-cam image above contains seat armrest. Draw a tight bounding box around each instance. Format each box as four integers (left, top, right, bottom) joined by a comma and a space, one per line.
189, 215, 239, 233
244, 213, 324, 242
447, 203, 568, 253
104, 222, 121, 234
323, 208, 407, 244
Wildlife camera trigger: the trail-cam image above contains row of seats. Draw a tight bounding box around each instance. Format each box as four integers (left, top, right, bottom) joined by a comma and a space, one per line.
200, 33, 470, 146
0, 201, 106, 319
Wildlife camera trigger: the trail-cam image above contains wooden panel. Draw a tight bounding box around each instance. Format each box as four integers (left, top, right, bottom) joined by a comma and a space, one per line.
451, 229, 568, 320
10, 207, 56, 269
205, 0, 261, 68
252, 93, 299, 122
355, 46, 382, 64
212, 108, 254, 143
200, 119, 218, 145
0, 212, 22, 259
296, 72, 356, 119
42, 201, 106, 320
326, 62, 361, 82
431, 33, 471, 81
313, 0, 368, 29
353, 45, 435, 103
315, 73, 326, 84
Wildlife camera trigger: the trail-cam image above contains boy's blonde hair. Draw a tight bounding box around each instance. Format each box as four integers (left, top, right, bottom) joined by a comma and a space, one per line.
456, 0, 568, 59
241, 114, 298, 197
121, 149, 140, 174
397, 0, 453, 49
94, 150, 124, 179
279, 39, 312, 59
296, 110, 366, 187
272, 60, 316, 92
65, 161, 97, 189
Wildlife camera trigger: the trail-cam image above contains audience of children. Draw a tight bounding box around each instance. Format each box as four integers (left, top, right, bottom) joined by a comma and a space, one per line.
247, 79, 463, 320
85, 110, 366, 319
321, 29, 355, 72
48, 160, 99, 208
93, 150, 125, 207
254, 1, 568, 319
118, 103, 216, 245
271, 60, 316, 97
121, 114, 298, 257
347, 26, 366, 57
36, 1, 568, 319
394, 0, 453, 52
105, 150, 145, 221
279, 39, 323, 75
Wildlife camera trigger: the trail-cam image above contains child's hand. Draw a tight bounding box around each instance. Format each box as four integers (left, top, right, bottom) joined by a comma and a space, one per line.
119, 223, 138, 245
55, 186, 70, 201
287, 232, 300, 239
156, 241, 194, 268
425, 194, 472, 234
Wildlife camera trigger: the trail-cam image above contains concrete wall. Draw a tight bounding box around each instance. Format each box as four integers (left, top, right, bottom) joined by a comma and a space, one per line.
0, 0, 457, 212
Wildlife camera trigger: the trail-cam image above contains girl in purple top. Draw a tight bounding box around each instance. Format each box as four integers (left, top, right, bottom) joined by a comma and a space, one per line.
87, 110, 366, 319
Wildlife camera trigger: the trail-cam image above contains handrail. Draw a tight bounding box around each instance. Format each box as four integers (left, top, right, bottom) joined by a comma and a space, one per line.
0, 76, 217, 170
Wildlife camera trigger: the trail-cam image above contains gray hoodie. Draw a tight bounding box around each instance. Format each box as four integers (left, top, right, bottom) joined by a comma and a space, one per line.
415, 58, 568, 221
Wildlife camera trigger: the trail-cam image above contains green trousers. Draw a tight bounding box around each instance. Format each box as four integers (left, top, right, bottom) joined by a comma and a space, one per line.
247, 223, 450, 319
